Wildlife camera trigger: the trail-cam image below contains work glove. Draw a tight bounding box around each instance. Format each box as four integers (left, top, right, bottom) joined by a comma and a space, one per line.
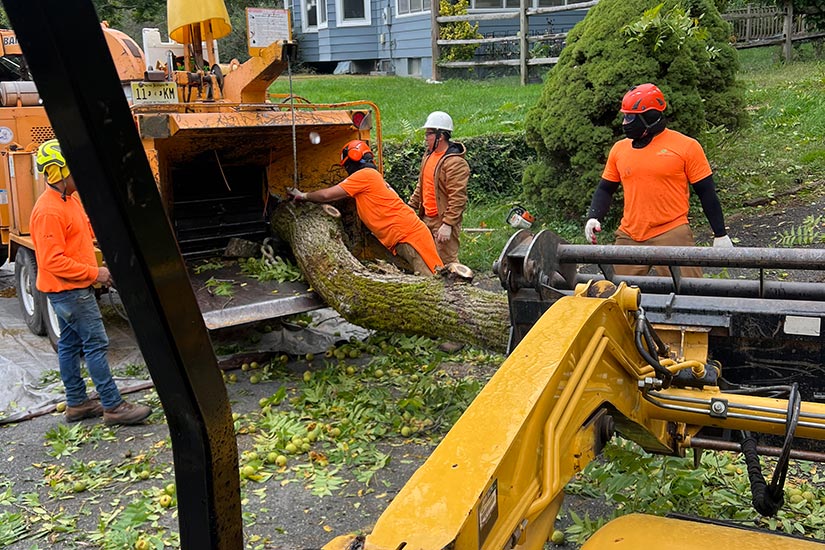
713, 235, 734, 248
436, 223, 452, 243
286, 187, 307, 202
584, 218, 601, 244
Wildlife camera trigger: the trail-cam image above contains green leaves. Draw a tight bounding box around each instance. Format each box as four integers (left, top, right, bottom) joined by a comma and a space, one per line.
622, 3, 708, 52
240, 256, 303, 283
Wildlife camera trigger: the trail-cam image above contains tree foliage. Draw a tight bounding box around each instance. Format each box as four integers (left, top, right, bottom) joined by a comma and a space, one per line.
522, 0, 746, 221
785, 0, 825, 30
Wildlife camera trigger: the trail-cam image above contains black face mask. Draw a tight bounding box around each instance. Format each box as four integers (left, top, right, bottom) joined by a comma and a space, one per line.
622, 116, 648, 140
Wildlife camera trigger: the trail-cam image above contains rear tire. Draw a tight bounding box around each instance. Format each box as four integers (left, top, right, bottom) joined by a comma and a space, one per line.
14, 247, 47, 336
44, 297, 61, 352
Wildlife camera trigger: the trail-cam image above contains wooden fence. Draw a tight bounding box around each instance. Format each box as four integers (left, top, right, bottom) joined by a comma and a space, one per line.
433, 0, 824, 84
431, 0, 598, 84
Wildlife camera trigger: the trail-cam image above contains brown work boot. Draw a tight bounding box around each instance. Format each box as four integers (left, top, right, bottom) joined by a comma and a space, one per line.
65, 399, 104, 422
103, 401, 152, 426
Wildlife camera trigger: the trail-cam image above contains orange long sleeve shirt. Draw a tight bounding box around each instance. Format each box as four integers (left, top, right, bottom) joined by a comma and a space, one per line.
30, 189, 99, 293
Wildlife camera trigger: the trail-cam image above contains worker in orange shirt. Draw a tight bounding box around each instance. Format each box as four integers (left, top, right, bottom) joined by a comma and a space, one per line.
287, 140, 443, 276
584, 83, 733, 278
30, 139, 152, 426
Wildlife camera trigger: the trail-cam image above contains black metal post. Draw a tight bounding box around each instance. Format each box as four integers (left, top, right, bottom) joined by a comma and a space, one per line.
1, 2, 242, 548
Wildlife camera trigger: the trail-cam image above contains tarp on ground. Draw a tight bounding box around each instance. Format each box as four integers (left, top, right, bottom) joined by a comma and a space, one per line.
0, 260, 370, 423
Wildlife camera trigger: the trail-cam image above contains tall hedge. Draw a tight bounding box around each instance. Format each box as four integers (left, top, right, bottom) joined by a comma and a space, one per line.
383, 133, 535, 204
522, 0, 746, 221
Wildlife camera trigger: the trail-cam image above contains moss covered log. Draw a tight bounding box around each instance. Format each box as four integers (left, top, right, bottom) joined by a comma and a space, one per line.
271, 202, 510, 353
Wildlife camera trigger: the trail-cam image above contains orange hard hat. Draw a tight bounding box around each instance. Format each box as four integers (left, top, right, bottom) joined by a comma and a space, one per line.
340, 140, 372, 166
620, 83, 667, 114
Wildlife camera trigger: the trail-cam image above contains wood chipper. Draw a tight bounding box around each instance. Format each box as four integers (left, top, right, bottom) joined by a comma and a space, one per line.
0, 0, 383, 345
7, 2, 825, 550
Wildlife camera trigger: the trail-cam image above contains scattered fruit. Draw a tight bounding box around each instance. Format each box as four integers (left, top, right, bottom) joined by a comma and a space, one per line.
135, 539, 150, 550
241, 363, 250, 371
276, 454, 288, 467
285, 443, 298, 454
72, 481, 87, 493
303, 371, 313, 382
346, 366, 356, 375
138, 470, 151, 480
266, 452, 279, 464
249, 375, 260, 384
374, 369, 385, 379
56, 402, 67, 413
250, 361, 259, 369
551, 529, 565, 545
159, 494, 173, 507
306, 353, 315, 362
241, 465, 257, 478
259, 398, 269, 408
165, 483, 176, 496
400, 426, 412, 437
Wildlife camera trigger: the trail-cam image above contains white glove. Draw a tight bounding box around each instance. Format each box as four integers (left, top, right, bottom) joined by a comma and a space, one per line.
584, 218, 601, 244
713, 235, 733, 248
287, 187, 307, 202
436, 223, 452, 243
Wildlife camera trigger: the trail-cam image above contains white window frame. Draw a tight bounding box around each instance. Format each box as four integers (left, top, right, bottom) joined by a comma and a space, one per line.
396, 0, 431, 17
301, 0, 319, 32
319, 0, 329, 30
335, 0, 371, 27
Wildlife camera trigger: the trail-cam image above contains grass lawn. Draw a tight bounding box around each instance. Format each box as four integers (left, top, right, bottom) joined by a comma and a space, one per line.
269, 74, 543, 141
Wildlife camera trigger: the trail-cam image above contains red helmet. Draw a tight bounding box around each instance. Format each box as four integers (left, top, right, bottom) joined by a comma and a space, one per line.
340, 140, 372, 166
620, 83, 667, 114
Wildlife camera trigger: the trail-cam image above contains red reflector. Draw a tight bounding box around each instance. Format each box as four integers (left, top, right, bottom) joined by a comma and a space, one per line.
351, 111, 370, 129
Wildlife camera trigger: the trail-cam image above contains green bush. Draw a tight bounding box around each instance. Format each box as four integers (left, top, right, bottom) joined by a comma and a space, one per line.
383, 133, 535, 204
522, 0, 746, 221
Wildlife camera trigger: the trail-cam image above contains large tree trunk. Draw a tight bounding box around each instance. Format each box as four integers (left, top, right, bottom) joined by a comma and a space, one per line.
271, 202, 509, 353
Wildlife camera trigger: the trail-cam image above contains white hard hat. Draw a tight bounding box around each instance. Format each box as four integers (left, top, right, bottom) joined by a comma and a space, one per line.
422, 111, 454, 132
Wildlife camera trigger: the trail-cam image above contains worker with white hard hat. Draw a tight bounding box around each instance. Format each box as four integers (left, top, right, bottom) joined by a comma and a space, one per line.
408, 111, 470, 265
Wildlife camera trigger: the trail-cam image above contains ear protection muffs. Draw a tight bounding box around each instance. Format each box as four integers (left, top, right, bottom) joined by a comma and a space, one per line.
340, 140, 372, 166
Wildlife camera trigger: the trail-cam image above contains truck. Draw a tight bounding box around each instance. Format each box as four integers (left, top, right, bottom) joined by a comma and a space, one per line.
0, 0, 382, 346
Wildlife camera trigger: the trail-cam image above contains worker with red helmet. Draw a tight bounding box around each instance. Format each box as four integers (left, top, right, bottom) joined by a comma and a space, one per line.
584, 83, 733, 277
287, 140, 443, 276
408, 111, 470, 265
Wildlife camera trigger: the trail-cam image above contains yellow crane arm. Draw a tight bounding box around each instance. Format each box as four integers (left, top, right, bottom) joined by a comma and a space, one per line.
325, 283, 825, 550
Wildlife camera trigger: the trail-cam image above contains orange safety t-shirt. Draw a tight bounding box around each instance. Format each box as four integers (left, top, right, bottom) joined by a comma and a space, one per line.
421, 150, 445, 217
340, 168, 443, 273
602, 128, 712, 242
30, 189, 99, 293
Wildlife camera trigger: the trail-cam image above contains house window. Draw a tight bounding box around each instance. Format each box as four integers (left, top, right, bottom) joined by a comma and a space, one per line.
471, 0, 553, 7
397, 0, 431, 16
337, 0, 371, 25
302, 0, 328, 31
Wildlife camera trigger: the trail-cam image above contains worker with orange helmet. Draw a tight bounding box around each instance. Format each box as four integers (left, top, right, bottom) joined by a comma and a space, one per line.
287, 140, 443, 276
584, 83, 733, 278
408, 111, 470, 265
29, 139, 152, 426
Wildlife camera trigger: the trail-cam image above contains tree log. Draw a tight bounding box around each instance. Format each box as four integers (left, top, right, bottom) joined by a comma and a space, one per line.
271, 202, 510, 353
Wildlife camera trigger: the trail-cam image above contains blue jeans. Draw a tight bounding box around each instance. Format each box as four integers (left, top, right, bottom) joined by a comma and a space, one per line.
47, 287, 122, 409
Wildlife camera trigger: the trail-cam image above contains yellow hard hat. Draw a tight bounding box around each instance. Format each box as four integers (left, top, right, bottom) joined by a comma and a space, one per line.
35, 139, 71, 184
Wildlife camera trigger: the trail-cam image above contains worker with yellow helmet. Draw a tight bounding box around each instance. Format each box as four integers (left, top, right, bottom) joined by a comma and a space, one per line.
29, 139, 152, 426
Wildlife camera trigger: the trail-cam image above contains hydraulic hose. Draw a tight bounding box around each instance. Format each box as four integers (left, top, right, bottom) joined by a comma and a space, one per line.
740, 383, 801, 516
635, 309, 673, 388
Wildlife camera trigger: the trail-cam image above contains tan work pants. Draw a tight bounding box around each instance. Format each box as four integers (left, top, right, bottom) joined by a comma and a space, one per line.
423, 215, 460, 264
613, 224, 703, 278
395, 242, 434, 276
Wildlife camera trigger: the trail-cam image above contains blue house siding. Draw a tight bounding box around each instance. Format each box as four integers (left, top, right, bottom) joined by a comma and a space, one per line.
293, 2, 588, 79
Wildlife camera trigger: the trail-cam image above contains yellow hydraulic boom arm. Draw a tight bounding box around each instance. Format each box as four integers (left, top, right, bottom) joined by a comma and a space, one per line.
325, 282, 825, 550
